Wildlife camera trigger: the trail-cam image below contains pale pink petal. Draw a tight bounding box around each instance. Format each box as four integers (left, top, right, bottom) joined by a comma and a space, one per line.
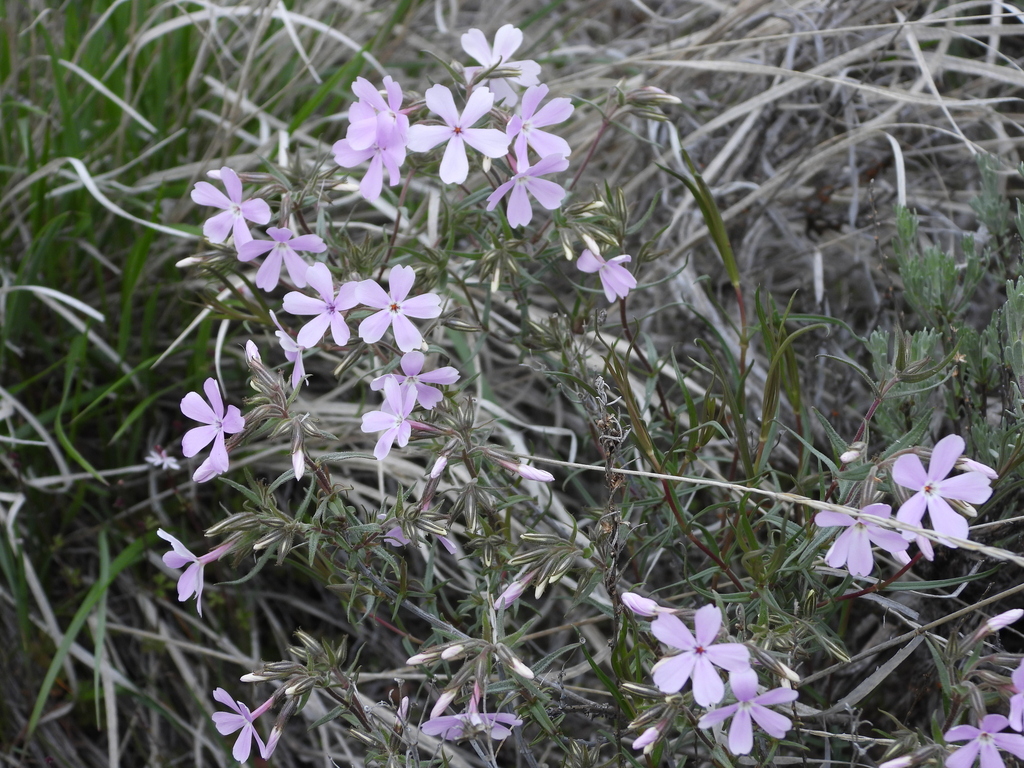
158, 529, 197, 569
374, 427, 399, 460
698, 703, 739, 729
333, 139, 376, 167
388, 264, 416, 302
221, 405, 244, 434
283, 292, 325, 316
824, 529, 854, 570
693, 604, 722, 646
487, 180, 516, 211
346, 118, 380, 152
400, 351, 425, 376
351, 76, 388, 111
527, 130, 572, 158
524, 176, 566, 210
414, 384, 443, 409
330, 314, 351, 347
360, 152, 385, 201
529, 154, 570, 176
506, 184, 534, 227
254, 252, 284, 291
492, 24, 523, 60
407, 124, 454, 153
520, 84, 547, 119
866, 527, 912, 555
462, 127, 511, 158
202, 210, 236, 243
420, 366, 460, 385
926, 496, 969, 541
730, 669, 759, 700
754, 688, 799, 707
727, 707, 754, 754
532, 96, 575, 127
401, 293, 442, 319
945, 741, 981, 768
844, 527, 875, 576
749, 704, 792, 739
893, 454, 929, 489
993, 732, 1024, 759
651, 612, 695, 650
391, 313, 423, 353
192, 455, 222, 484
652, 652, 696, 694
930, 434, 965, 480
191, 181, 232, 209
182, 424, 218, 457
939, 472, 994, 504
705, 643, 751, 673
691, 655, 725, 706
288, 234, 326, 253
359, 310, 393, 344
577, 249, 604, 273
219, 167, 243, 203
238, 198, 271, 224
424, 84, 461, 127
180, 390, 217, 424
460, 29, 493, 65
896, 492, 928, 526
461, 87, 496, 127
362, 411, 397, 432
235, 238, 275, 264
357, 279, 392, 309
439, 135, 469, 184
177, 561, 202, 602
296, 313, 332, 348
815, 511, 855, 528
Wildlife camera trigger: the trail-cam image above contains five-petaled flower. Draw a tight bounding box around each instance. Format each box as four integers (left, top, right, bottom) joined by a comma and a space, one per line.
180, 378, 245, 483
360, 377, 418, 460
507, 83, 573, 158
282, 263, 360, 348
577, 249, 638, 303
370, 350, 460, 409
421, 687, 522, 742
814, 502, 910, 576
236, 226, 327, 293
892, 435, 993, 546
212, 688, 275, 762
333, 133, 407, 202
157, 530, 232, 617
407, 85, 510, 185
651, 604, 751, 706
486, 147, 568, 228
944, 714, 1024, 768
145, 445, 180, 471
346, 75, 409, 151
190, 167, 271, 246
357, 265, 442, 353
697, 669, 798, 756
460, 24, 541, 106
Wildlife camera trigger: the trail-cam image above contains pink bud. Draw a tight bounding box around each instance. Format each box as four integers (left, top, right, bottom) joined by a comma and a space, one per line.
495, 574, 533, 608
621, 592, 661, 617
956, 456, 999, 479
632, 726, 660, 752
430, 689, 457, 719
430, 455, 448, 478
245, 340, 261, 362
987, 609, 1024, 631
514, 463, 554, 482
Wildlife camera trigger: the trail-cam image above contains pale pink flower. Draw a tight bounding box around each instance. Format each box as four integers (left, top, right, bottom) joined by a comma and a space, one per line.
370, 351, 460, 409
893, 435, 993, 545
357, 265, 442, 352
271, 311, 306, 388
157, 530, 232, 617
347, 75, 409, 151
1010, 662, 1024, 731
697, 669, 798, 756
577, 249, 637, 303
145, 445, 180, 471
945, 714, 1024, 768
495, 572, 534, 608
212, 688, 274, 762
407, 85, 509, 184
651, 605, 751, 706
361, 378, 418, 460
421, 688, 522, 742
333, 134, 406, 202
815, 502, 910, 576
486, 148, 568, 228
632, 726, 661, 753
460, 24, 541, 106
282, 263, 360, 348
507, 84, 573, 158
180, 378, 245, 483
190, 167, 271, 245
237, 226, 327, 292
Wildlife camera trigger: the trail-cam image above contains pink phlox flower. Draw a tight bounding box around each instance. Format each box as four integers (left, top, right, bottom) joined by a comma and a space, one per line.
383, 523, 457, 555
577, 249, 637, 303
282, 263, 359, 348
158, 530, 232, 617
651, 604, 752, 706
271, 311, 307, 388
145, 445, 180, 471
361, 378, 418, 460
190, 167, 271, 245
697, 669, 798, 756
333, 133, 406, 202
460, 24, 541, 106
945, 714, 1024, 768
370, 351, 460, 409
180, 378, 245, 483
892, 435, 993, 546
622, 591, 670, 617
495, 572, 534, 609
814, 502, 910, 576
421, 690, 522, 741
486, 146, 568, 228
212, 688, 274, 762
356, 265, 443, 353
507, 83, 573, 158
347, 75, 409, 151
407, 85, 510, 184
236, 226, 327, 292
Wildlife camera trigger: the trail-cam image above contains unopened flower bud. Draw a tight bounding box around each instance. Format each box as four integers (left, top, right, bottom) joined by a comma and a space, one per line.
507, 655, 535, 680
245, 340, 261, 362
431, 689, 457, 719
956, 456, 999, 479
406, 651, 437, 665
987, 609, 1023, 631
581, 234, 601, 256
839, 442, 865, 465
284, 676, 317, 697
495, 573, 533, 609
621, 591, 661, 617
441, 644, 466, 661
632, 726, 661, 753
430, 455, 448, 478
627, 85, 682, 107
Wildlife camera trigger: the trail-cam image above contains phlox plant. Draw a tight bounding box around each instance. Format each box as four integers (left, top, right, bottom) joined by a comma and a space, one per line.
152, 18, 1024, 768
